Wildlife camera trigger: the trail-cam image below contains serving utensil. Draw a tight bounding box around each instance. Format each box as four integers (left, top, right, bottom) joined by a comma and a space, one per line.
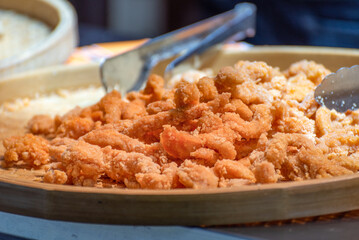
315, 65, 359, 112
100, 2, 256, 94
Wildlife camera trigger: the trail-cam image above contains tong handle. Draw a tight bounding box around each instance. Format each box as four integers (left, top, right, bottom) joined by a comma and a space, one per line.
164, 3, 256, 76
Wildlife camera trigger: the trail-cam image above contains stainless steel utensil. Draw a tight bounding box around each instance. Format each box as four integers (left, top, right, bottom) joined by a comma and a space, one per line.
100, 2, 256, 94
315, 65, 359, 112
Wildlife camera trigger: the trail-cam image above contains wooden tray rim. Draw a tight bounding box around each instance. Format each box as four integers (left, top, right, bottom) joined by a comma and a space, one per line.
1, 170, 359, 195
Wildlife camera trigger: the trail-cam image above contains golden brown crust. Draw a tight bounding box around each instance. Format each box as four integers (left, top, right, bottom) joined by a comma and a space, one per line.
3, 134, 49, 167
177, 160, 218, 189
27, 114, 55, 136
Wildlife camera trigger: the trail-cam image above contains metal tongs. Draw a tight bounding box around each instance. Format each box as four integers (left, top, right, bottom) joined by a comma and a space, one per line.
100, 3, 256, 94
315, 65, 359, 112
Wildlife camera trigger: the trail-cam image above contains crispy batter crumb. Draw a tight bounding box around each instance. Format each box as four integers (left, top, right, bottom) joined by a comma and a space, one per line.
3, 134, 49, 167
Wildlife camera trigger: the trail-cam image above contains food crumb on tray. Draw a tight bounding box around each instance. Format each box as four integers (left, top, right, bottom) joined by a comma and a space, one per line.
2, 60, 359, 190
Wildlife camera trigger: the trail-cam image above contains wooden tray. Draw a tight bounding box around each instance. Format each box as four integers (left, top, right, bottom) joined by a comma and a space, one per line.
1, 46, 359, 226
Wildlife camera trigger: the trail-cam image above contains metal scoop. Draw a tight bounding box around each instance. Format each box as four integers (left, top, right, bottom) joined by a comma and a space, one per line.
100, 2, 256, 94
315, 65, 359, 112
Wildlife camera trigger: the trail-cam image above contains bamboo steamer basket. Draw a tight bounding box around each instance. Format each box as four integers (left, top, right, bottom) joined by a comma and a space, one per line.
1, 46, 359, 225
0, 0, 77, 78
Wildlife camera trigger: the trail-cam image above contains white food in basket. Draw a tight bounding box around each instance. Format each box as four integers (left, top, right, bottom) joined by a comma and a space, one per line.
0, 87, 105, 116
0, 9, 51, 61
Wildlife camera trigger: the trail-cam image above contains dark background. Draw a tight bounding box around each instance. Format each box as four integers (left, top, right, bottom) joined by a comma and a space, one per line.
69, 0, 359, 48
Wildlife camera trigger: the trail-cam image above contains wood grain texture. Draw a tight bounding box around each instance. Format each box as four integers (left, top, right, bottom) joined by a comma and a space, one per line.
1, 46, 359, 225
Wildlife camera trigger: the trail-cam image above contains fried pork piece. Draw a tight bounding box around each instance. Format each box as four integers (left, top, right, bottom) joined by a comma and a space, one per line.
49, 137, 77, 162
221, 104, 272, 139
136, 162, 180, 189
196, 111, 223, 133
214, 159, 255, 183
215, 61, 278, 93
200, 131, 237, 160
3, 134, 49, 167
253, 162, 279, 184
141, 74, 165, 103
56, 116, 95, 139
27, 114, 55, 135
298, 92, 320, 118
61, 140, 106, 186
114, 110, 172, 143
160, 125, 203, 159
285, 72, 316, 102
190, 148, 219, 167
177, 160, 218, 189
215, 61, 283, 102
284, 60, 331, 85
91, 90, 123, 123
315, 107, 341, 137
232, 81, 274, 104
331, 153, 359, 173
81, 128, 147, 152
273, 100, 315, 136
113, 93, 231, 143
161, 124, 237, 160
127, 74, 165, 106
121, 99, 147, 120
103, 147, 161, 188
215, 66, 245, 93
315, 106, 359, 142
146, 100, 175, 115
318, 128, 359, 171
83, 90, 148, 123
234, 61, 282, 83
81, 128, 169, 164
174, 81, 200, 108
196, 77, 218, 102
43, 169, 68, 184
263, 133, 352, 180
223, 99, 253, 121
234, 139, 259, 159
